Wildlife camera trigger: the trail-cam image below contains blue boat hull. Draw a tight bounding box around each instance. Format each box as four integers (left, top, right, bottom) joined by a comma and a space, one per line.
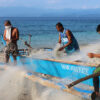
20, 57, 99, 87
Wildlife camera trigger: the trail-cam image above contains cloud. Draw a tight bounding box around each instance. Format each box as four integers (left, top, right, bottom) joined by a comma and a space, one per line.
47, 0, 61, 4
0, 0, 14, 7
82, 5, 100, 9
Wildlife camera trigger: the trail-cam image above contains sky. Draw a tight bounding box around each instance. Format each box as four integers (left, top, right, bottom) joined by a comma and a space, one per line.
0, 0, 100, 17
0, 0, 100, 9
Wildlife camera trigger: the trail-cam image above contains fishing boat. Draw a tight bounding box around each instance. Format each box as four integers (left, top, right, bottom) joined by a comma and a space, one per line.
0, 35, 100, 100
15, 55, 99, 100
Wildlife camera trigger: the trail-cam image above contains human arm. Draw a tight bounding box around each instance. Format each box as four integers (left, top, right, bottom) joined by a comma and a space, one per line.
88, 53, 100, 58
58, 33, 61, 44
12, 28, 19, 41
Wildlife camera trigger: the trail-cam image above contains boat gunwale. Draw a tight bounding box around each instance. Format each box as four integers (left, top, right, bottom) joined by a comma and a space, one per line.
29, 57, 99, 67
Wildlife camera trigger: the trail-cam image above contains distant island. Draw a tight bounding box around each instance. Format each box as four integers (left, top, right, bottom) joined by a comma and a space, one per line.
0, 7, 100, 17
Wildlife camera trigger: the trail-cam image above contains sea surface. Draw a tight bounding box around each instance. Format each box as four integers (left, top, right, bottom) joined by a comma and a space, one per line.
0, 17, 100, 49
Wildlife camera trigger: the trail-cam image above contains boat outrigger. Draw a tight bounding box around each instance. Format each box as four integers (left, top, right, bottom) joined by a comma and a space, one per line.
0, 35, 100, 100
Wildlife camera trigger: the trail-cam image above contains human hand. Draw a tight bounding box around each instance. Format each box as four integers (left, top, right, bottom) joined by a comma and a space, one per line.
58, 47, 64, 51
88, 53, 95, 58
7, 39, 12, 43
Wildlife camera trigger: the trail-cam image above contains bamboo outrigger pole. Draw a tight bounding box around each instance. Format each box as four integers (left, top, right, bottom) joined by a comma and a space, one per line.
67, 72, 100, 88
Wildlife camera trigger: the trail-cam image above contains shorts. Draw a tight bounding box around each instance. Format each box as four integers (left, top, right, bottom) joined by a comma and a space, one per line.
4, 42, 18, 57
93, 66, 100, 93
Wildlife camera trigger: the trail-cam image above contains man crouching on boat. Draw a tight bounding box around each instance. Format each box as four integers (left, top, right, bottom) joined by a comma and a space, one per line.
88, 25, 100, 100
3, 20, 19, 64
56, 22, 80, 55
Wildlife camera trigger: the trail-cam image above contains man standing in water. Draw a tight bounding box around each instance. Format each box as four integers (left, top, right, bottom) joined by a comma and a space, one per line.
3, 20, 19, 64
88, 25, 100, 100
56, 22, 80, 54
